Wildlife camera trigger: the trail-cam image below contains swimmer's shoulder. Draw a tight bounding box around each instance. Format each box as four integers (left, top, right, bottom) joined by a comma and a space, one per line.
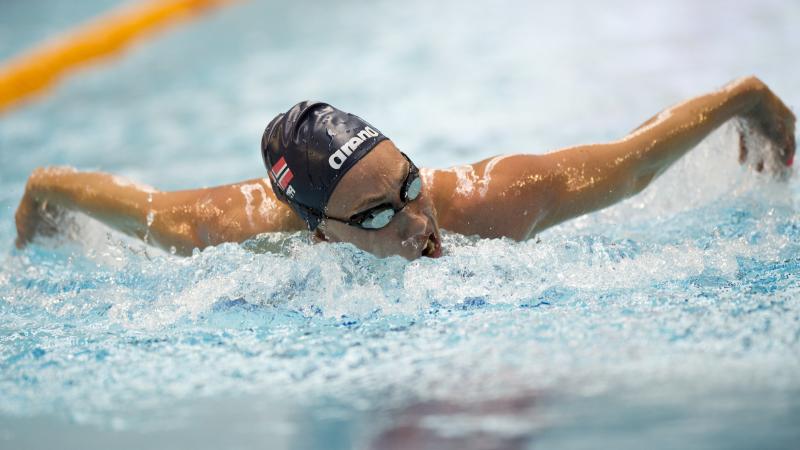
422, 155, 553, 240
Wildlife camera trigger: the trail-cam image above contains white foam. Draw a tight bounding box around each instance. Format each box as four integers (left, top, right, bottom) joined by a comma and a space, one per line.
239, 184, 259, 227
420, 168, 435, 192
111, 175, 157, 193
239, 181, 277, 228
479, 154, 515, 197
447, 165, 478, 196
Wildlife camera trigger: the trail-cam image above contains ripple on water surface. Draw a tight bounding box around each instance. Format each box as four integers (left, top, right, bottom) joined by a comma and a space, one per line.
1, 133, 799, 443
0, 0, 799, 442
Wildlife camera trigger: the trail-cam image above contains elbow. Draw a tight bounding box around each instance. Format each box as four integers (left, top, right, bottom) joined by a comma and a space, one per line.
145, 201, 206, 254
629, 171, 656, 197
624, 160, 666, 198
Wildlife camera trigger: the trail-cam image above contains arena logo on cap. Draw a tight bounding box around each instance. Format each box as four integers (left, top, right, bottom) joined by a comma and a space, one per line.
328, 126, 380, 169
270, 156, 294, 192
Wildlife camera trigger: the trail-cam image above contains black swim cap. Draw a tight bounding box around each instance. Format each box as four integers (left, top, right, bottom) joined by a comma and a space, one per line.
261, 101, 388, 230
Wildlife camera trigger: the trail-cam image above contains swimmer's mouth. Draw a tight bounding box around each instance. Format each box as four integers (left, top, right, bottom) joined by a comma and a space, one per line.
421, 233, 443, 258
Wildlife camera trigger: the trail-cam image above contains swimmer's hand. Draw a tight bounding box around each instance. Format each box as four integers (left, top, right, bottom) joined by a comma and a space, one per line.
736, 76, 796, 174
14, 168, 66, 248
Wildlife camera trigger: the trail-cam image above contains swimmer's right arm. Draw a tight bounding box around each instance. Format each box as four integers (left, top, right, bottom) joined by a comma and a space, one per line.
14, 168, 305, 255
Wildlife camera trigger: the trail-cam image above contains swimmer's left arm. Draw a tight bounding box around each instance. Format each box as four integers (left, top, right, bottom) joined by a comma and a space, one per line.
458, 75, 795, 239
540, 76, 793, 231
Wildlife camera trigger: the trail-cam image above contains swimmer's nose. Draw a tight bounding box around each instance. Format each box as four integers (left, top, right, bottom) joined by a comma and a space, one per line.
401, 205, 431, 238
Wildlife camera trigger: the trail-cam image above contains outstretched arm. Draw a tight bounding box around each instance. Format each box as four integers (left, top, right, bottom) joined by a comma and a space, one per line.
15, 168, 304, 255
432, 76, 795, 239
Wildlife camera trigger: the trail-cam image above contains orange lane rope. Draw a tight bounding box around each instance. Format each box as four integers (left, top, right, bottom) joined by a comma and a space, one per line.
0, 0, 237, 114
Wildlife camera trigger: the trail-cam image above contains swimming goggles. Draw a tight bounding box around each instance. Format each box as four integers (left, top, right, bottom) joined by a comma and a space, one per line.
302, 152, 422, 230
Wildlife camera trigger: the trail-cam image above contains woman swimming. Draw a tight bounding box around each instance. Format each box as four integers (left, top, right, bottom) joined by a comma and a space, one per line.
14, 76, 795, 260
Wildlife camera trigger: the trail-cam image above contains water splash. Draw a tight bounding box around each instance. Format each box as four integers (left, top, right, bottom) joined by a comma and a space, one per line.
1, 130, 798, 430
0, 0, 798, 444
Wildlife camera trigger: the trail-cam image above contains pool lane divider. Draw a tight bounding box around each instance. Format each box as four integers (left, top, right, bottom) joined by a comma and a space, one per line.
0, 0, 238, 114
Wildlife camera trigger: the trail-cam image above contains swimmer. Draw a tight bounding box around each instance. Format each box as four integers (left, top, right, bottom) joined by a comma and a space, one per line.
14, 76, 796, 259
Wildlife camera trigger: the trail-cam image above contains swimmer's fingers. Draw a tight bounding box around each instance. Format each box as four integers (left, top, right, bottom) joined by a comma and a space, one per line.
738, 88, 796, 173
15, 202, 63, 248
14, 190, 39, 248
766, 102, 795, 167
14, 179, 64, 249
37, 200, 64, 235
755, 90, 795, 166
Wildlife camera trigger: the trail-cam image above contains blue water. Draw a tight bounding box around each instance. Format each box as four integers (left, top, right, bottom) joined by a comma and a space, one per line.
1, 1, 799, 449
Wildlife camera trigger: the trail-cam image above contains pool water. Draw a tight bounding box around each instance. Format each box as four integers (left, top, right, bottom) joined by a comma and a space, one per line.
1, 1, 799, 448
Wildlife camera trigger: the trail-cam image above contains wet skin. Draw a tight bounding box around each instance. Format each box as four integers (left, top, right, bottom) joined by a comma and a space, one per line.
15, 76, 796, 259
319, 141, 443, 260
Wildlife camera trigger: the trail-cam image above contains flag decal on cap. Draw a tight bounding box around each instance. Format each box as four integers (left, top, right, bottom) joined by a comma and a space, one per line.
270, 157, 294, 190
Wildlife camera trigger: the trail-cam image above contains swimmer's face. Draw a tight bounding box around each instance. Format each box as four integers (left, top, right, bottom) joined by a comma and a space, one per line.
320, 140, 442, 260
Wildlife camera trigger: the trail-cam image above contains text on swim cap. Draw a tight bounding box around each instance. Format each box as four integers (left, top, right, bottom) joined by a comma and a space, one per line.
328, 126, 380, 169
